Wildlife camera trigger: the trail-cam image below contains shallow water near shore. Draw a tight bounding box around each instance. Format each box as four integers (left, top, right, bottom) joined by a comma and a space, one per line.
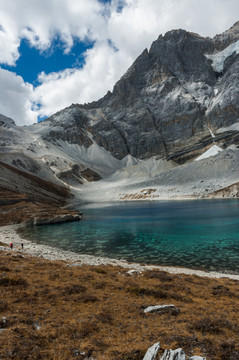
19, 199, 239, 274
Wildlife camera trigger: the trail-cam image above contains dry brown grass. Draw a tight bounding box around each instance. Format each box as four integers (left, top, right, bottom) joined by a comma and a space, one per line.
0, 252, 239, 360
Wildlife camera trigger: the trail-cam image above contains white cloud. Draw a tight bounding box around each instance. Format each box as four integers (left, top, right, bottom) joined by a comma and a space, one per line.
0, 0, 106, 63
0, 68, 36, 125
0, 0, 239, 125
34, 42, 132, 117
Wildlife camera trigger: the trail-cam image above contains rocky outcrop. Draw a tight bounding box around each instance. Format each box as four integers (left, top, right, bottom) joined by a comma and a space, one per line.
209, 182, 239, 198
160, 348, 206, 360
58, 164, 101, 185
143, 342, 160, 360
31, 213, 82, 226
143, 343, 206, 360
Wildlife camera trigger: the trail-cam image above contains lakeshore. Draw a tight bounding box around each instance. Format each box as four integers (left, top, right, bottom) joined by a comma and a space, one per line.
1, 224, 239, 281
1, 226, 239, 360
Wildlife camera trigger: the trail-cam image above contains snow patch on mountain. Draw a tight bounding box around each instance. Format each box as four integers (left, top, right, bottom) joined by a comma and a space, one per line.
195, 145, 223, 161
216, 121, 239, 133
206, 39, 239, 72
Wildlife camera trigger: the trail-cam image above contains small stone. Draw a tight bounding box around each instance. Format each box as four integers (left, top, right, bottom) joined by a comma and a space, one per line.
0, 317, 8, 328
127, 269, 141, 275
144, 305, 175, 313
33, 322, 41, 331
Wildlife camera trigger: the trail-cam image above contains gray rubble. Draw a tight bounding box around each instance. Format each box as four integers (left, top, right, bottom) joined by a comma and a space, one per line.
143, 344, 206, 360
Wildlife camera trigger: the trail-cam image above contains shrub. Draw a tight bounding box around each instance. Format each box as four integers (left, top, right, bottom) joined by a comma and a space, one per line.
78, 320, 99, 338
211, 285, 235, 297
0, 300, 8, 312
93, 281, 106, 289
144, 270, 174, 282
0, 276, 28, 287
112, 349, 145, 360
75, 293, 98, 303
126, 285, 188, 302
220, 341, 239, 360
96, 311, 113, 324
92, 267, 107, 274
0, 266, 10, 272
63, 284, 87, 295
189, 317, 234, 335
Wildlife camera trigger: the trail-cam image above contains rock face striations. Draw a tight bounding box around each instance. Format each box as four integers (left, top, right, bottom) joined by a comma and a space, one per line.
0, 23, 239, 202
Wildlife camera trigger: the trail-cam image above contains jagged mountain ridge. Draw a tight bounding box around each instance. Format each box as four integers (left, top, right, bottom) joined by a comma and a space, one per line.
0, 23, 239, 201
32, 23, 239, 162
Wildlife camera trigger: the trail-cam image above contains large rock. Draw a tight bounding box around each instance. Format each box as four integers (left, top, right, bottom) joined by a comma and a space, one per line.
143, 344, 206, 360
160, 348, 186, 360
143, 342, 160, 360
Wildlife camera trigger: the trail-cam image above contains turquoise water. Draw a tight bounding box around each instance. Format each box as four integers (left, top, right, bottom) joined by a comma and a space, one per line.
19, 199, 239, 274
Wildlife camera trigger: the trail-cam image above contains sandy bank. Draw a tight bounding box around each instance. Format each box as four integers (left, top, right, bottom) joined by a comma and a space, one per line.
1, 224, 239, 281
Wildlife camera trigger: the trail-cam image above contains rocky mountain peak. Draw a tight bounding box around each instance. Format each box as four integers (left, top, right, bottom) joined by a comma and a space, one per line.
148, 28, 215, 84
0, 22, 239, 201
0, 114, 16, 128
28, 23, 239, 165
212, 21, 239, 50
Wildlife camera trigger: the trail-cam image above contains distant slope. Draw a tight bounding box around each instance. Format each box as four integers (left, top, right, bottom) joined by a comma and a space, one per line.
0, 161, 81, 226
0, 161, 71, 205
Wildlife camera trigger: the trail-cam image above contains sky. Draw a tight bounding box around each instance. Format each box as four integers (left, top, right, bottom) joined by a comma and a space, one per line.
0, 0, 238, 126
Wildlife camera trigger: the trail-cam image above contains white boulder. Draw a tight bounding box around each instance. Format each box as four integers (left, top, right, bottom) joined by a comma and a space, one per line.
143, 342, 160, 360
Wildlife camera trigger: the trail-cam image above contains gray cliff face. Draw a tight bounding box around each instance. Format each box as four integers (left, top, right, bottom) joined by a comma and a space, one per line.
206, 54, 239, 130
30, 24, 239, 164
212, 21, 239, 50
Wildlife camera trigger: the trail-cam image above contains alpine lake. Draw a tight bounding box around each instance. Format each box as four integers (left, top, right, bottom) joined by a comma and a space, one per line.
19, 199, 239, 274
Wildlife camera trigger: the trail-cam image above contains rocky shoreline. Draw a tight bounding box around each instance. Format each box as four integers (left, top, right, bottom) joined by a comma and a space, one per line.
1, 224, 239, 281
25, 212, 82, 226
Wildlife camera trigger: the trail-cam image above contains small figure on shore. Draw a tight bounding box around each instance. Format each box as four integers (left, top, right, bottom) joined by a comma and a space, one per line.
10, 242, 13, 250
21, 243, 24, 250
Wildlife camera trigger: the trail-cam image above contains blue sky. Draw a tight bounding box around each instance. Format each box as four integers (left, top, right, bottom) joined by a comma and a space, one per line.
0, 0, 238, 125
0, 0, 115, 87
1, 38, 93, 85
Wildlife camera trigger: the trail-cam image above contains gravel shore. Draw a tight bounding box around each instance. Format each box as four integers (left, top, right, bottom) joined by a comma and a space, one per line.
1, 224, 239, 281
